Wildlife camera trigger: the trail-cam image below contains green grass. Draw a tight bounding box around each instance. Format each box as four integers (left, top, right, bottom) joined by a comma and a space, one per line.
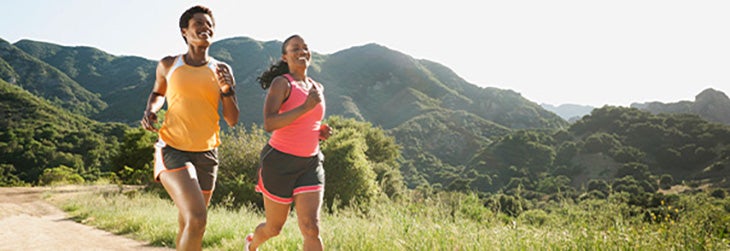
52, 187, 730, 250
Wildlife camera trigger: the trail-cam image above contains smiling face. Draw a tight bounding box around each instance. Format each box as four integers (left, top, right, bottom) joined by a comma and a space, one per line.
181, 13, 214, 47
282, 36, 311, 69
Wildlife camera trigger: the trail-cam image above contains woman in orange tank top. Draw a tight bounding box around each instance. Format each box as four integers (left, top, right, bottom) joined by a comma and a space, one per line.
140, 5, 239, 251
244, 35, 333, 251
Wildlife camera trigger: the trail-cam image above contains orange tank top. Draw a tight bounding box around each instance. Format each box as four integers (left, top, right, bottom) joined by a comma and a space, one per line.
159, 55, 221, 152
268, 74, 325, 157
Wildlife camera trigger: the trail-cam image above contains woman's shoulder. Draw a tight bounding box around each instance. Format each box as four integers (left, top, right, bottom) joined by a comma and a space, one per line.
158, 55, 179, 69
270, 75, 291, 88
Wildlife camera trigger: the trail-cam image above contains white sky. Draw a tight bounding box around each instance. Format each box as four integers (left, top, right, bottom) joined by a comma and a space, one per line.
1, 0, 728, 107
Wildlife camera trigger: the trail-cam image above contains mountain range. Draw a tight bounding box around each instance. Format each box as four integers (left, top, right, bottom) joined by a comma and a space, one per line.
631, 88, 730, 125
0, 37, 569, 182
541, 88, 730, 126
2, 36, 729, 188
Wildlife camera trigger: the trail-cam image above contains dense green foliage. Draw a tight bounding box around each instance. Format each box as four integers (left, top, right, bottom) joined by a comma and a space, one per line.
455, 106, 730, 216
0, 79, 127, 185
38, 165, 85, 185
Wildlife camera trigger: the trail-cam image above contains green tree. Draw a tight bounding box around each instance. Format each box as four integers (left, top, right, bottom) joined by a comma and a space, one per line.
111, 127, 156, 184
213, 125, 269, 208
321, 128, 379, 211
39, 165, 84, 185
0, 164, 25, 186
326, 116, 405, 199
492, 130, 556, 173
658, 174, 674, 190
583, 132, 621, 154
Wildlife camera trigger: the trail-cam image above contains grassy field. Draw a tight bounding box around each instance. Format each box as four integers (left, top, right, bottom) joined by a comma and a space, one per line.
51, 186, 729, 250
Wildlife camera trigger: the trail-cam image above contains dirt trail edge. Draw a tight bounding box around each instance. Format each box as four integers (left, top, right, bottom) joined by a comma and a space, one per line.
0, 185, 172, 251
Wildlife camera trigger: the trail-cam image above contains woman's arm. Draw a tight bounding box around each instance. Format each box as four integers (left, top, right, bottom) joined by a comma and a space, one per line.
262, 76, 322, 132
216, 63, 239, 127
141, 57, 174, 132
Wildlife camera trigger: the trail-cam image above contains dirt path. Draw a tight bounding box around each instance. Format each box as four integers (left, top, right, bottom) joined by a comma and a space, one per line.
0, 185, 173, 251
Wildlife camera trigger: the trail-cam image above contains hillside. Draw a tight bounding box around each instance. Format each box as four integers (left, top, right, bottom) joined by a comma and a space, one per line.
0, 37, 575, 188
6, 37, 566, 130
0, 79, 127, 183
0, 39, 106, 116
631, 88, 730, 125
13, 39, 157, 123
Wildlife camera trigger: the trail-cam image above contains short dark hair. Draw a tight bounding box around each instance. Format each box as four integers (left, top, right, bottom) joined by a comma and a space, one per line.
179, 5, 215, 43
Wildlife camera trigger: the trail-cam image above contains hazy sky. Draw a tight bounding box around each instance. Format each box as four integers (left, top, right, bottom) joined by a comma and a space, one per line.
2, 0, 728, 107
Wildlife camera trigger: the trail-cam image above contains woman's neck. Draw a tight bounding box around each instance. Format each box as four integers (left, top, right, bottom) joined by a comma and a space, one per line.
287, 70, 308, 81
185, 46, 209, 66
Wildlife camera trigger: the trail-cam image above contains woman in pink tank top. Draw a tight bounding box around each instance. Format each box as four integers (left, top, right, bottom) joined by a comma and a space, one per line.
244, 35, 332, 251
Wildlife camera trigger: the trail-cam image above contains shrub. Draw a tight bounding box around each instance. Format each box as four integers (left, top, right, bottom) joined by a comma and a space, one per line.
486, 193, 526, 217
111, 127, 156, 184
321, 128, 379, 211
518, 209, 552, 226
39, 165, 85, 185
658, 174, 674, 190
326, 116, 405, 199
586, 179, 610, 195
0, 164, 26, 186
214, 125, 268, 208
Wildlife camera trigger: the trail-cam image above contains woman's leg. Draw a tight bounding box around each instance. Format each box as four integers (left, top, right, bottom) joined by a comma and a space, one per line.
294, 191, 324, 251
173, 182, 213, 248
160, 169, 208, 251
249, 196, 291, 251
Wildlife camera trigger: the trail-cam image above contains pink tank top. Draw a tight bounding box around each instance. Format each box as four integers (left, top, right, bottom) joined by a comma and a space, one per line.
268, 74, 325, 157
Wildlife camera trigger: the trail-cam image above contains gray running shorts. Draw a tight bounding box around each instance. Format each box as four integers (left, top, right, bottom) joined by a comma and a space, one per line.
256, 144, 325, 204
153, 140, 219, 192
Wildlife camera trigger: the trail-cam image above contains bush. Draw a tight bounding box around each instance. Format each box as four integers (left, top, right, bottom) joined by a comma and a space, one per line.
659, 174, 674, 190
486, 193, 526, 217
214, 125, 269, 208
710, 188, 727, 199
586, 179, 610, 195
0, 164, 26, 186
111, 127, 156, 184
326, 116, 405, 199
119, 165, 152, 185
39, 165, 85, 185
518, 209, 552, 226
583, 132, 621, 154
321, 128, 379, 211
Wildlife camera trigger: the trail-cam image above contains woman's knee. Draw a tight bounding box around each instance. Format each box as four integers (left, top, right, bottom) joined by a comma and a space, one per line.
184, 211, 208, 231
298, 218, 320, 238
262, 223, 284, 237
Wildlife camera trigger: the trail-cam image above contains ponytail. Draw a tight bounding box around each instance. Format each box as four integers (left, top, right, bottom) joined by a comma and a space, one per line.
257, 60, 289, 89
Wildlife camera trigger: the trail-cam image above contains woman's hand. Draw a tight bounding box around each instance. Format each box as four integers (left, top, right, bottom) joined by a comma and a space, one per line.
215, 63, 235, 94
141, 110, 159, 132
304, 84, 322, 109
319, 123, 333, 141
